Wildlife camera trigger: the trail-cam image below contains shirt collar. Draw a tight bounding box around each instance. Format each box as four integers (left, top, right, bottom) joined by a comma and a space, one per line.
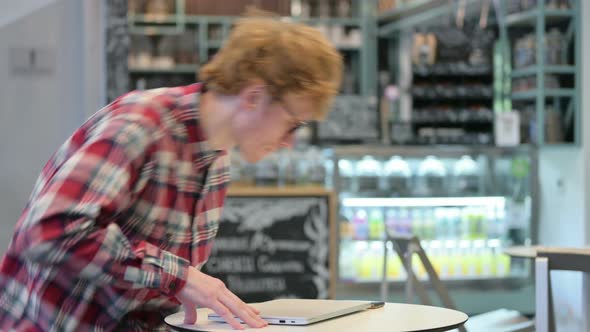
176, 83, 225, 165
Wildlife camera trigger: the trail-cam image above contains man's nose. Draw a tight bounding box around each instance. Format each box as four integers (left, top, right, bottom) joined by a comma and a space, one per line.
280, 133, 296, 148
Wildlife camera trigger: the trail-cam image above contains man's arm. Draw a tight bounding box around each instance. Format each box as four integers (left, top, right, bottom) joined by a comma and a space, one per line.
11, 108, 188, 297
10, 104, 268, 329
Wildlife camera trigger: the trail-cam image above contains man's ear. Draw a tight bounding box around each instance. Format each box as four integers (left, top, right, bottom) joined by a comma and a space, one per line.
239, 82, 267, 111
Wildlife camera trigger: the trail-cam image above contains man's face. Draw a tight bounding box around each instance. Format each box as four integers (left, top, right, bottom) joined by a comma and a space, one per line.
232, 88, 315, 163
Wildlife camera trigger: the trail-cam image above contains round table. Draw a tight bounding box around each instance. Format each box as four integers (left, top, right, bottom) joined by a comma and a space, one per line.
505, 245, 590, 260
165, 303, 468, 332
504, 245, 542, 259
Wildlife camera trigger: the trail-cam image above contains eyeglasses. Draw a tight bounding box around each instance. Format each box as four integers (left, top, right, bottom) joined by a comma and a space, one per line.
273, 97, 309, 134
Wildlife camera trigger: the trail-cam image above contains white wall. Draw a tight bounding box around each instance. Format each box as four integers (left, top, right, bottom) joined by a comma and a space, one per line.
537, 1, 590, 330
0, 0, 105, 254
538, 148, 585, 330
582, 0, 590, 330
0, 0, 57, 27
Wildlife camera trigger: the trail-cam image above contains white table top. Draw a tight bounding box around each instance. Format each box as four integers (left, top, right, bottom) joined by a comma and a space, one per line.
505, 245, 590, 259
165, 303, 468, 332
504, 245, 541, 259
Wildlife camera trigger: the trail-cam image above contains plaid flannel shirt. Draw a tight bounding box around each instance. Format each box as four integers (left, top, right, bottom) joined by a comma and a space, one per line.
0, 83, 230, 331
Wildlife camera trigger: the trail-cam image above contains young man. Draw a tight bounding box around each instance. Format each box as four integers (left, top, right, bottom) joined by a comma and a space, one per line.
0, 16, 342, 331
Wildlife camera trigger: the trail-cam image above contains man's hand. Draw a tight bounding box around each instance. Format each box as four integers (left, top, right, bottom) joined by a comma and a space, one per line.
176, 266, 268, 330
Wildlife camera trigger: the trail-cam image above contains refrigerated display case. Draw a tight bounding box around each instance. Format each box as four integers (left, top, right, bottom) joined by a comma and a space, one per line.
330, 145, 537, 313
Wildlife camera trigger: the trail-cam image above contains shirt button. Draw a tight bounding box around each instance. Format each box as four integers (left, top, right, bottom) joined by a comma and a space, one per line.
169, 281, 176, 290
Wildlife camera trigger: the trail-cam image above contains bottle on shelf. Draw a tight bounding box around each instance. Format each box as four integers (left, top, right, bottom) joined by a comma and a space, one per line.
449, 245, 463, 278
411, 208, 423, 239
383, 156, 412, 196
368, 242, 385, 280
254, 153, 279, 186
338, 240, 355, 281
416, 156, 447, 196
368, 208, 385, 240
278, 148, 296, 186
337, 159, 356, 193
341, 236, 515, 282
352, 208, 369, 240
474, 207, 488, 239
438, 246, 451, 278
385, 208, 398, 237
356, 156, 383, 194
472, 240, 486, 276
463, 207, 475, 240
493, 246, 511, 277
294, 149, 311, 185
434, 208, 449, 240
486, 205, 507, 240
307, 147, 326, 186
481, 246, 495, 277
353, 241, 370, 280
408, 208, 424, 239
460, 241, 477, 277
385, 243, 401, 280
322, 150, 335, 189
423, 208, 436, 240
339, 207, 355, 241
426, 242, 442, 276
448, 208, 462, 239
452, 155, 481, 196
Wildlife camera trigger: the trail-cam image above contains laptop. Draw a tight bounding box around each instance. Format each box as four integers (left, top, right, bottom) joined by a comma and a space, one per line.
208, 299, 376, 326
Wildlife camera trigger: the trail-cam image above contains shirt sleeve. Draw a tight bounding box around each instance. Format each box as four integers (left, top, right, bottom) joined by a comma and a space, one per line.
11, 107, 189, 297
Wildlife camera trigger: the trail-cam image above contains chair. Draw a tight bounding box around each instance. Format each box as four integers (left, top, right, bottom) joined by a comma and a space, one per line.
381, 234, 533, 332
534, 247, 590, 332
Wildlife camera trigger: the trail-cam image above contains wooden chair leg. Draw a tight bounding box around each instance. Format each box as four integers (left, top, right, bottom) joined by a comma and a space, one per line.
535, 257, 555, 332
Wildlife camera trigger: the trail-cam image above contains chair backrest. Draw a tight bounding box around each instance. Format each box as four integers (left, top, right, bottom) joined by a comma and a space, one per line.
538, 247, 590, 273
535, 247, 590, 332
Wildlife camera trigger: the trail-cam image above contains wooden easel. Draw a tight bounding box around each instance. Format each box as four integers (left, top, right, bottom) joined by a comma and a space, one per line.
381, 234, 467, 332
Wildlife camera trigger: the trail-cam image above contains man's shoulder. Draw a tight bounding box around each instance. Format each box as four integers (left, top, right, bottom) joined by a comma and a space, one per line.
117, 84, 201, 110
98, 84, 203, 131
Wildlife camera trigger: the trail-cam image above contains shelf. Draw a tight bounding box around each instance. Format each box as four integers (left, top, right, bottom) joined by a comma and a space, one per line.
537, 143, 580, 149
341, 196, 506, 208
201, 41, 363, 51
129, 65, 199, 74
413, 64, 493, 77
330, 144, 533, 158
127, 14, 184, 35
128, 14, 179, 24
227, 185, 332, 197
340, 275, 527, 284
184, 15, 234, 24
511, 89, 575, 100
511, 65, 576, 78
505, 9, 574, 27
294, 17, 362, 26
334, 45, 362, 51
206, 42, 353, 50
341, 239, 503, 249
378, 0, 445, 23
412, 120, 493, 126
378, 0, 491, 35
182, 15, 362, 26
207, 41, 224, 49
128, 15, 361, 29
412, 94, 494, 101
129, 26, 183, 35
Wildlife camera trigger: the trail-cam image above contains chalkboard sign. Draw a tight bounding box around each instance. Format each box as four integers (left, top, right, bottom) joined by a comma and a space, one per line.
202, 187, 335, 303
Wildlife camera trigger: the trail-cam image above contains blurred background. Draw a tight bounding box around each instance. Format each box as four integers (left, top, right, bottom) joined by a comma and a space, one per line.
0, 1, 590, 330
